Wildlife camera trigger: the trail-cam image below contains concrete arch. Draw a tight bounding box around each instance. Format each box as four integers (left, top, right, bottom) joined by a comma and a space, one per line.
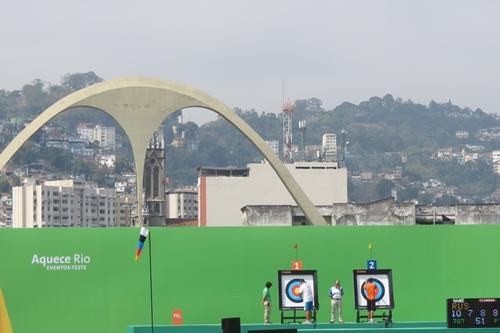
0, 78, 327, 225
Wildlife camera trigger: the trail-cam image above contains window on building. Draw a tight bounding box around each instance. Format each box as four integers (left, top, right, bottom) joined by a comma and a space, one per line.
153, 166, 159, 197
145, 167, 152, 197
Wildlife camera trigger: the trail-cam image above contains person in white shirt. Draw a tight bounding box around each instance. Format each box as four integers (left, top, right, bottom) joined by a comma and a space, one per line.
298, 279, 314, 324
329, 280, 344, 323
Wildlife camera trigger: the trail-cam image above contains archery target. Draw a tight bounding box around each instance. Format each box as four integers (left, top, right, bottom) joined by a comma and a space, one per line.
361, 278, 385, 302
353, 269, 394, 309
285, 279, 303, 303
278, 271, 318, 309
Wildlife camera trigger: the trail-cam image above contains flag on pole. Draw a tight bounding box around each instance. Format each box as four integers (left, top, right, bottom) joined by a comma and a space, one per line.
368, 243, 372, 250
293, 243, 298, 249
135, 227, 149, 261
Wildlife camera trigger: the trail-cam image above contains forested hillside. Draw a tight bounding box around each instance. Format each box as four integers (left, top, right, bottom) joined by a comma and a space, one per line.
1, 73, 499, 203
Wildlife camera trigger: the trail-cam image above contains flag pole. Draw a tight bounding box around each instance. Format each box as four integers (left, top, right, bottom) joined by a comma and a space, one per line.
148, 228, 154, 333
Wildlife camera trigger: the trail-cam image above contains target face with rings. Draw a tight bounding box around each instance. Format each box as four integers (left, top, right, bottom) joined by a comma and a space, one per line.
361, 278, 385, 302
353, 269, 394, 310
285, 279, 303, 303
278, 270, 319, 310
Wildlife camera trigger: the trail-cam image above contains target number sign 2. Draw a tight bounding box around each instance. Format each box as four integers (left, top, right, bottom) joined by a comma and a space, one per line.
278, 270, 319, 310
367, 260, 377, 270
353, 269, 394, 310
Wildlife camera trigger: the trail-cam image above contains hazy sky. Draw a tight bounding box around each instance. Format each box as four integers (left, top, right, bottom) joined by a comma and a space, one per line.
1, 0, 500, 123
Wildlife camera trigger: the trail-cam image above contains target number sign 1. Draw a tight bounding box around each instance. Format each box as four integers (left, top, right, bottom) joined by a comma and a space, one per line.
278, 270, 319, 310
353, 269, 394, 310
291, 260, 303, 270
447, 298, 500, 328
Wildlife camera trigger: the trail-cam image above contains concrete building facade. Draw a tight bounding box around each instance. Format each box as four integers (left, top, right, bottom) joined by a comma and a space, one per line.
166, 188, 198, 219
242, 198, 500, 226
12, 179, 133, 228
93, 125, 116, 151
321, 133, 337, 161
0, 193, 12, 227
198, 161, 347, 226
77, 124, 94, 143
77, 124, 116, 151
97, 154, 116, 168
265, 140, 280, 156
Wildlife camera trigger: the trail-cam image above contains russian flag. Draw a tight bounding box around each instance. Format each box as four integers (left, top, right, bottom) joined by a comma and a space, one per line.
135, 227, 149, 261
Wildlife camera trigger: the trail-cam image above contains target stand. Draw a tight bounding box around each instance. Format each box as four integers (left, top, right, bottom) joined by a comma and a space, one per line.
353, 269, 395, 324
356, 308, 393, 325
280, 308, 317, 324
278, 270, 319, 324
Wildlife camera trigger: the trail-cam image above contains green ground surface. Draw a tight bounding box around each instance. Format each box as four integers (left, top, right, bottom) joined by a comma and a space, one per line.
0, 225, 499, 333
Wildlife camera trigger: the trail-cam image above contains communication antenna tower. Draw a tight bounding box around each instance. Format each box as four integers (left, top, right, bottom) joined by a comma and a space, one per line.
282, 100, 294, 162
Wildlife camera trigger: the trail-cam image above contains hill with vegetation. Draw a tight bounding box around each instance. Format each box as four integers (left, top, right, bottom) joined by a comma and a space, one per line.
1, 73, 499, 203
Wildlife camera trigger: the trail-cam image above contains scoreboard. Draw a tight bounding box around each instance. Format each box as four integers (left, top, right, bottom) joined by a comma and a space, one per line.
447, 298, 500, 328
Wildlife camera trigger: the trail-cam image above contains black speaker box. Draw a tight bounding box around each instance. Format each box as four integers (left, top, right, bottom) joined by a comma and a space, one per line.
221, 317, 241, 333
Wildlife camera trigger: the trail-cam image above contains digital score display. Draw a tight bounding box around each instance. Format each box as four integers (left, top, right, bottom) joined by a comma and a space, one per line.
447, 298, 500, 328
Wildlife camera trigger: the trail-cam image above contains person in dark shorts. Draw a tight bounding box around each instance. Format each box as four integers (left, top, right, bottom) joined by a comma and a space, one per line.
363, 278, 378, 323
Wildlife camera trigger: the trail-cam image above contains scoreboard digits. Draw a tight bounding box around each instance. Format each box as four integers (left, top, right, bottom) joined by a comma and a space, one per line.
447, 298, 500, 328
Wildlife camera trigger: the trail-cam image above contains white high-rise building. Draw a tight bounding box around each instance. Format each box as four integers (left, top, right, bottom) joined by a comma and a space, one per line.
0, 193, 12, 227
492, 151, 500, 164
97, 154, 116, 168
12, 179, 132, 228
77, 124, 116, 151
77, 124, 94, 143
493, 164, 500, 175
166, 188, 198, 219
93, 125, 116, 151
265, 140, 280, 156
321, 133, 337, 162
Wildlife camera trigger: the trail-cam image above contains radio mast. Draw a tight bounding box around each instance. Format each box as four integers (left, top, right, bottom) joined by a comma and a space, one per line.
282, 100, 294, 163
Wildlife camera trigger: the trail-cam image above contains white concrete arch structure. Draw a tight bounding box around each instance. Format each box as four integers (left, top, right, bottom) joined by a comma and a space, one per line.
0, 78, 327, 225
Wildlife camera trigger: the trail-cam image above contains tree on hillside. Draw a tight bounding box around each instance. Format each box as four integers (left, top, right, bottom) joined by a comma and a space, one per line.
61, 72, 103, 91
376, 180, 395, 198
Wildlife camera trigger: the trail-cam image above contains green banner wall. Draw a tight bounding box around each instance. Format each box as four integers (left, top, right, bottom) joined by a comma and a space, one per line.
0, 225, 499, 333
